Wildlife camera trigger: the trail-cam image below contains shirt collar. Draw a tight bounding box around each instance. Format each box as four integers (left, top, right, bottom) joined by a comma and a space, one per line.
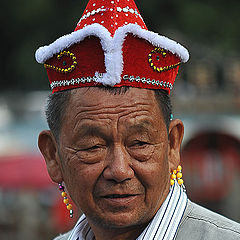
68, 183, 187, 240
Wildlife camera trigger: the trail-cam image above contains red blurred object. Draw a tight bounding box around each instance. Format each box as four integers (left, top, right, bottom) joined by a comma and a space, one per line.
0, 154, 54, 189
182, 132, 240, 202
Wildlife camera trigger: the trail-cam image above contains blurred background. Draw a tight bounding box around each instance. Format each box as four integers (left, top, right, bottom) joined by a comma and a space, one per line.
1, 0, 240, 239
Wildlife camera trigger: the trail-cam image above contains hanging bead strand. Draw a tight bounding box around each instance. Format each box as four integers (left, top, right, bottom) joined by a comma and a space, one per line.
170, 165, 184, 186
58, 183, 73, 218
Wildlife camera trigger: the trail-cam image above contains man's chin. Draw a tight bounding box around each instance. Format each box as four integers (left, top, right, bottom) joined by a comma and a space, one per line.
88, 211, 149, 230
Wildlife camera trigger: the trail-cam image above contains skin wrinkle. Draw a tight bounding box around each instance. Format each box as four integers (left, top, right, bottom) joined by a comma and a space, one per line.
45, 88, 172, 143
39, 87, 184, 240
72, 108, 151, 136
62, 89, 168, 220
70, 106, 157, 150
67, 116, 164, 165
63, 134, 163, 166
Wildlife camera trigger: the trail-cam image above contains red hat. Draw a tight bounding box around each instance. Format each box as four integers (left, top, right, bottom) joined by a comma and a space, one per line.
35, 0, 189, 94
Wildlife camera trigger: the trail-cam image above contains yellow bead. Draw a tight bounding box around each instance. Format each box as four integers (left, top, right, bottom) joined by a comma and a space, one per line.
173, 170, 177, 174
178, 179, 184, 185
73, 61, 77, 65
61, 192, 67, 197
177, 172, 182, 179
63, 198, 69, 204
177, 165, 182, 172
170, 179, 175, 186
67, 204, 72, 210
171, 173, 176, 180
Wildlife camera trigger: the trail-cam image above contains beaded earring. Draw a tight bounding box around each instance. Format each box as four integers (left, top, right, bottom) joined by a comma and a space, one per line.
170, 165, 184, 186
58, 182, 73, 218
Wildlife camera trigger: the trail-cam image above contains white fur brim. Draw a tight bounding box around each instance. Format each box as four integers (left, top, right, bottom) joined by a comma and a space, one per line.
35, 23, 189, 86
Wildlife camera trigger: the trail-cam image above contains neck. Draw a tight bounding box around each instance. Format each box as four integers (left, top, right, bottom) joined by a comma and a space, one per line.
89, 221, 148, 240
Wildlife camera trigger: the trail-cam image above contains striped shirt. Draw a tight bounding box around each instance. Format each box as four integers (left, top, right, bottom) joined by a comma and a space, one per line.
67, 183, 187, 240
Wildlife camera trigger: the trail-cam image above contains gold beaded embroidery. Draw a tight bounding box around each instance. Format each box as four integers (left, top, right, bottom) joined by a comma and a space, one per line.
44, 51, 77, 74
148, 48, 181, 73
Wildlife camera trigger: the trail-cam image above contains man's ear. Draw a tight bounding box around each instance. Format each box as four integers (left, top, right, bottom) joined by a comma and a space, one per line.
38, 130, 63, 183
168, 119, 184, 171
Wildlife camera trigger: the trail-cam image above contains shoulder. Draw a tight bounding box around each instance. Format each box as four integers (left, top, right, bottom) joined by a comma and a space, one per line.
175, 200, 240, 240
53, 231, 71, 240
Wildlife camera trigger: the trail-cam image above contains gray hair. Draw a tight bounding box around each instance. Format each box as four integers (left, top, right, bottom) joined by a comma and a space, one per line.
45, 87, 172, 141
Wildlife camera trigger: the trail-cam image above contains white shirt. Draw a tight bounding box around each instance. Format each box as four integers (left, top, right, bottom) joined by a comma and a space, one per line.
67, 183, 187, 240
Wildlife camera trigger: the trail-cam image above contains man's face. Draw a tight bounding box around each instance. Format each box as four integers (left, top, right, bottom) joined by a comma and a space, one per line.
56, 87, 173, 228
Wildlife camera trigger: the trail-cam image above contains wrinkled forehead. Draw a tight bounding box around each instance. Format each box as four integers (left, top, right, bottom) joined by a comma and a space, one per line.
61, 87, 165, 131
60, 87, 167, 140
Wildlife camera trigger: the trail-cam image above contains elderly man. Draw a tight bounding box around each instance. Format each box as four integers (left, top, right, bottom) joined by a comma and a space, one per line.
36, 0, 240, 239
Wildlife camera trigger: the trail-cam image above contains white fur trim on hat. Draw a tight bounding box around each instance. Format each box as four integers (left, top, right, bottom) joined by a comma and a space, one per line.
35, 24, 112, 64
35, 23, 189, 86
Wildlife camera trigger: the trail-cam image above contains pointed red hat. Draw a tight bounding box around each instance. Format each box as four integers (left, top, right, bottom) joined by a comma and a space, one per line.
35, 0, 189, 94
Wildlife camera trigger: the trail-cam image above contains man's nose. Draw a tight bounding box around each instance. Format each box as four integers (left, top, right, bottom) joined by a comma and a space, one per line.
103, 144, 134, 182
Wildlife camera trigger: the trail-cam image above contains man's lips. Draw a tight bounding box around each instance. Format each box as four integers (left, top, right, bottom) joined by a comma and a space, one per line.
98, 193, 142, 205
103, 194, 138, 199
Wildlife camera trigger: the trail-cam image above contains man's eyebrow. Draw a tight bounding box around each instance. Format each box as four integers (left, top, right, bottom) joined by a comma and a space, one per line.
127, 120, 152, 132
76, 124, 109, 138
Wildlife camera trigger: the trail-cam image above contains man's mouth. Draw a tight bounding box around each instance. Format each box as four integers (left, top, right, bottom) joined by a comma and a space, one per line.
103, 194, 135, 199
98, 193, 142, 206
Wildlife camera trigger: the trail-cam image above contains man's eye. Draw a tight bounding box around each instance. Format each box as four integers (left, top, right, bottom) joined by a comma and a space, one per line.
131, 141, 149, 147
83, 145, 102, 151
